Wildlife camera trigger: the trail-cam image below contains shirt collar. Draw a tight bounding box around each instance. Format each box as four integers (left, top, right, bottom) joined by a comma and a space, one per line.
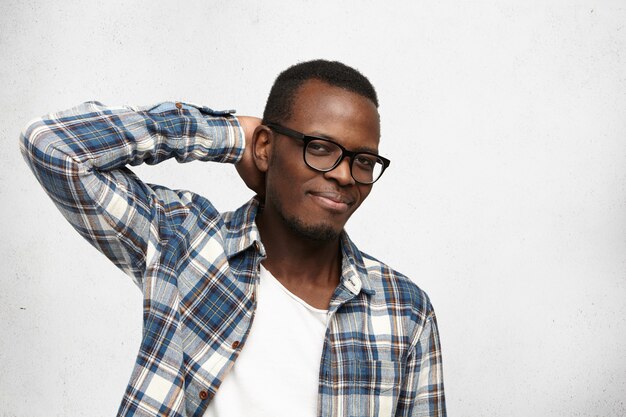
223, 197, 375, 297
223, 197, 265, 259
339, 231, 376, 296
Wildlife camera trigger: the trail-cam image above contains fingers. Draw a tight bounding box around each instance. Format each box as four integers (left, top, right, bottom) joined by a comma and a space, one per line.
237, 116, 262, 148
235, 116, 265, 197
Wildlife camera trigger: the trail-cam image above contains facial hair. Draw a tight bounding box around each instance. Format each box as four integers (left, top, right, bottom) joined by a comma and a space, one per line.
270, 194, 339, 242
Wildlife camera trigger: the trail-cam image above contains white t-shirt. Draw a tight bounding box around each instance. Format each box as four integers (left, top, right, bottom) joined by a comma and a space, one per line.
204, 264, 328, 417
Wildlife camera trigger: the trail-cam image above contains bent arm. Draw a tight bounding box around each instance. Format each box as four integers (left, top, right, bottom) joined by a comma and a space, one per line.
20, 101, 244, 285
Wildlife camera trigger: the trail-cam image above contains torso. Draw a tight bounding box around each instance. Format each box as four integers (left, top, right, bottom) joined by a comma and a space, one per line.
203, 264, 328, 417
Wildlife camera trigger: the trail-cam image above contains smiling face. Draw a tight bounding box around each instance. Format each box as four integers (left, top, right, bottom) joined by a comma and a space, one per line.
262, 79, 381, 241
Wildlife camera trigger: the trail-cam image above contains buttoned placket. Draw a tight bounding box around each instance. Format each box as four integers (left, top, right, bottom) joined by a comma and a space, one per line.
316, 274, 364, 417
195, 248, 265, 413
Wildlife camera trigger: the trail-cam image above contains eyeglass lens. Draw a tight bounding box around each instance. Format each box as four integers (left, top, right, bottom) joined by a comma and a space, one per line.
305, 139, 384, 184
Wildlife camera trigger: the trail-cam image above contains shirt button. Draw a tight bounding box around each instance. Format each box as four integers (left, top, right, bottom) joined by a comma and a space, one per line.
231, 340, 240, 349
175, 102, 182, 109
199, 390, 209, 400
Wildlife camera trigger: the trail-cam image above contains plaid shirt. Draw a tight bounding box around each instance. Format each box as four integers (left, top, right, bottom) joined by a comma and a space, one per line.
20, 101, 446, 417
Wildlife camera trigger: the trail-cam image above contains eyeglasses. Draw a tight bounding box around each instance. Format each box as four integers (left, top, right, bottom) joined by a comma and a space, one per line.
265, 123, 390, 185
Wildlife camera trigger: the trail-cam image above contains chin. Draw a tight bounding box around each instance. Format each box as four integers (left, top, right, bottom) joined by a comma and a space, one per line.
282, 213, 341, 242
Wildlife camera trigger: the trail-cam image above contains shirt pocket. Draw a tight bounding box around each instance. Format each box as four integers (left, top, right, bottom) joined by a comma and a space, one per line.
327, 359, 400, 416
351, 359, 399, 394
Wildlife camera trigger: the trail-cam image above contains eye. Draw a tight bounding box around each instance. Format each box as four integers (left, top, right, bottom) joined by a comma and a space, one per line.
354, 155, 377, 171
307, 141, 334, 155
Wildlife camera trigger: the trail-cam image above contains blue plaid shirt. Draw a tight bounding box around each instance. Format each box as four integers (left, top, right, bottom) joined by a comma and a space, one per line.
20, 101, 446, 417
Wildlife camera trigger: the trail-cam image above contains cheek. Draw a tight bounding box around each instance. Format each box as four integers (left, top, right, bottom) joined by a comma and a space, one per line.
266, 154, 305, 200
356, 185, 373, 206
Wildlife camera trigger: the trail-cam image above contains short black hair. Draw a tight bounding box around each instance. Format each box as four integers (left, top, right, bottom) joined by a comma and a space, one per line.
262, 59, 378, 124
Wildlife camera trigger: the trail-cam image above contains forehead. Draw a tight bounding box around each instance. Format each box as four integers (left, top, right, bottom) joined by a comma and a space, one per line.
287, 79, 381, 151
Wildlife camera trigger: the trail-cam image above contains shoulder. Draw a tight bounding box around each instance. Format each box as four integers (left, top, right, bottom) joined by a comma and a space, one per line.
341, 233, 435, 324
362, 252, 433, 313
359, 250, 435, 341
144, 183, 222, 237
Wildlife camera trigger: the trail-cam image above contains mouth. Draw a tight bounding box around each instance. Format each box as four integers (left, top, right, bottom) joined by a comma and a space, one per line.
308, 191, 355, 213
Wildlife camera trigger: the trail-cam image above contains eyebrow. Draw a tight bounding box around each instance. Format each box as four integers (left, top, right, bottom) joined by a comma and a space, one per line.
308, 131, 380, 155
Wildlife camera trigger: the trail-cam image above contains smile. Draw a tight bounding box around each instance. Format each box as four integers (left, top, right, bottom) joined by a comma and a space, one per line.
307, 191, 354, 213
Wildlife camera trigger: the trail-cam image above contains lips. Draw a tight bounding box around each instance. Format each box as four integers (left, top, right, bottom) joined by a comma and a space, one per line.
308, 191, 355, 213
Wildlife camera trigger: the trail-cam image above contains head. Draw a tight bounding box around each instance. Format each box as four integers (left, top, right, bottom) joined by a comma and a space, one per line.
262, 59, 378, 125
253, 60, 382, 242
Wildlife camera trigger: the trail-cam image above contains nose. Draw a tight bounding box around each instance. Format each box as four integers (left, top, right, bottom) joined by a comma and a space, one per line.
323, 157, 355, 186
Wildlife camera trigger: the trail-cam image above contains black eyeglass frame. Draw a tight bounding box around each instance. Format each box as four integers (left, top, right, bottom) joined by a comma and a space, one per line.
265, 122, 391, 185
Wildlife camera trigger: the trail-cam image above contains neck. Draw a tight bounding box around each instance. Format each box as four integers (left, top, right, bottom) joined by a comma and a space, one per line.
255, 207, 342, 288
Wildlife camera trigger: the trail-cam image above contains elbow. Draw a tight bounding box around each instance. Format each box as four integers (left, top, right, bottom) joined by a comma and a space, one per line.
20, 116, 48, 161
19, 116, 67, 180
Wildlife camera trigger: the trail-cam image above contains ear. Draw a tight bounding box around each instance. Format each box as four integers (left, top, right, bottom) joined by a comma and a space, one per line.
252, 125, 273, 173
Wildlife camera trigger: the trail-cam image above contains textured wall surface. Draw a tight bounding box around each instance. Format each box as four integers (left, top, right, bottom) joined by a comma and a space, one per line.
1, 1, 625, 416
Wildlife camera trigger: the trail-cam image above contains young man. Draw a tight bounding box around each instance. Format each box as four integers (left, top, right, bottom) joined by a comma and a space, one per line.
21, 60, 446, 417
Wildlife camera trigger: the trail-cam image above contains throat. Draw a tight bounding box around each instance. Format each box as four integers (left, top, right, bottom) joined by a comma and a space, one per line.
255, 209, 343, 310
265, 267, 338, 310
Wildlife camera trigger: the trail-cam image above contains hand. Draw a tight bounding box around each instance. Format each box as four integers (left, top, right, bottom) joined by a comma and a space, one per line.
235, 116, 265, 197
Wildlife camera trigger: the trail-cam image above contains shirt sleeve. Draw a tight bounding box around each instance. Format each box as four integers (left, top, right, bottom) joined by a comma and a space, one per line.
396, 312, 447, 417
19, 101, 244, 286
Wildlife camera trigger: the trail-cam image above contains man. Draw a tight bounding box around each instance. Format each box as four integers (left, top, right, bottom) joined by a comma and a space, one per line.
21, 60, 445, 417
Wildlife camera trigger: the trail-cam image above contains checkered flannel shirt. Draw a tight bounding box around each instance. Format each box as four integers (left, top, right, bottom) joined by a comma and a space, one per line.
20, 101, 446, 417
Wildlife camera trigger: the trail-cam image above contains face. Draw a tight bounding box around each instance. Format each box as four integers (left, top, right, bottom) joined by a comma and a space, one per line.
262, 79, 381, 241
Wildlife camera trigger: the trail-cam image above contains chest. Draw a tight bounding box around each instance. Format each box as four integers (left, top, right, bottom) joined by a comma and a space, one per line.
143, 236, 410, 416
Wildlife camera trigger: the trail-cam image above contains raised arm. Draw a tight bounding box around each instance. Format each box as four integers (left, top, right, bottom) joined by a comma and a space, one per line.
20, 101, 248, 286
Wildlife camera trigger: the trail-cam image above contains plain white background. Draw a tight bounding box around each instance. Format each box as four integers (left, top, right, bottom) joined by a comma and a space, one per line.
2, 1, 625, 416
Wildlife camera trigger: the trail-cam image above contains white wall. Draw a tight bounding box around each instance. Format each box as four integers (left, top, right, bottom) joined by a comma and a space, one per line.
1, 1, 625, 416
